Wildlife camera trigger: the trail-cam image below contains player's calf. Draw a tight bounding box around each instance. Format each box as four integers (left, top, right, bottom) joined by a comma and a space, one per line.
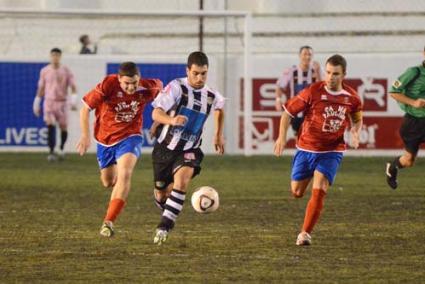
153, 184, 172, 210
154, 189, 186, 244
153, 189, 166, 210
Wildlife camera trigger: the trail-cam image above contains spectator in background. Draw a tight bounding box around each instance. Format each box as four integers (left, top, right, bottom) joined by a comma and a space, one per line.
79, 34, 97, 54
275, 46, 322, 136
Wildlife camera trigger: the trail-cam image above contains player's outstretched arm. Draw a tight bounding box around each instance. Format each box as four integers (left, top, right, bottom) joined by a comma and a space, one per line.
213, 109, 225, 155
152, 108, 187, 126
390, 92, 425, 108
274, 111, 291, 156
76, 105, 91, 156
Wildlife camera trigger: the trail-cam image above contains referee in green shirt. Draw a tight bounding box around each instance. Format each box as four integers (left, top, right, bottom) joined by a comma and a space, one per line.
386, 46, 425, 189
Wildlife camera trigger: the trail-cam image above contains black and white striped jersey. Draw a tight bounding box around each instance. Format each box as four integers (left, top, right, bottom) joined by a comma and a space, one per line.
277, 65, 321, 97
152, 77, 225, 151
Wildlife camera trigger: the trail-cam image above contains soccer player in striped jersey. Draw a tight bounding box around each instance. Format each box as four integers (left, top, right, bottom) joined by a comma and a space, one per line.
76, 62, 162, 237
275, 46, 322, 136
274, 54, 363, 246
150, 51, 225, 245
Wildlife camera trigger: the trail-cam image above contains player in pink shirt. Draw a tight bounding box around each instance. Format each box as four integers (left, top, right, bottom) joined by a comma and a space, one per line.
33, 48, 77, 161
274, 54, 363, 246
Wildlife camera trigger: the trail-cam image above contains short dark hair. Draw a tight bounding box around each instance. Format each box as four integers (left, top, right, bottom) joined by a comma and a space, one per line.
118, 62, 140, 77
50, 48, 62, 54
79, 35, 89, 44
187, 51, 209, 68
299, 45, 313, 54
326, 54, 347, 73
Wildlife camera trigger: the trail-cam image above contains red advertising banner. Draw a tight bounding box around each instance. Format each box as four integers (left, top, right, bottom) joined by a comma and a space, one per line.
345, 78, 388, 112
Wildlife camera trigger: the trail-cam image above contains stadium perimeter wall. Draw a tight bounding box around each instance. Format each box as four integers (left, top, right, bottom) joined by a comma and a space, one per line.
0, 53, 423, 156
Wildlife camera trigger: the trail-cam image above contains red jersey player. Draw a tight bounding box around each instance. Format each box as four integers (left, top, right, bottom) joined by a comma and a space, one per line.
76, 62, 162, 237
274, 54, 363, 246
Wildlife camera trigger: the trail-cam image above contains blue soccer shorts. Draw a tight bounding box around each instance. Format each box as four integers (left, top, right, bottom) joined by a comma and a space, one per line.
97, 135, 143, 169
291, 150, 343, 185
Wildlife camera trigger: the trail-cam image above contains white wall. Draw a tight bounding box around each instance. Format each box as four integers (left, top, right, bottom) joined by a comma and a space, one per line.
1, 0, 424, 13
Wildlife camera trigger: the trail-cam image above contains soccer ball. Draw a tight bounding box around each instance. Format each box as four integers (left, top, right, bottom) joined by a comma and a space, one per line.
191, 186, 219, 213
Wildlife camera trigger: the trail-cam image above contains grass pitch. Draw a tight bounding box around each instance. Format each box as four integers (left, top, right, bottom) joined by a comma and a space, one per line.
0, 153, 424, 283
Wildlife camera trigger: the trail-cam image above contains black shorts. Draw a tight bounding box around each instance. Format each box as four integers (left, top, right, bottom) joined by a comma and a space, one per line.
399, 113, 425, 154
291, 116, 304, 135
152, 143, 204, 190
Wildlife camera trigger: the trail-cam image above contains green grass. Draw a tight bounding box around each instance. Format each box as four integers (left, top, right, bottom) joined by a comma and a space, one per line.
0, 153, 424, 283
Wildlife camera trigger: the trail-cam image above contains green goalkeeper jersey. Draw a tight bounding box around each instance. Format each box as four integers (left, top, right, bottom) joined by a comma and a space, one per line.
389, 62, 425, 118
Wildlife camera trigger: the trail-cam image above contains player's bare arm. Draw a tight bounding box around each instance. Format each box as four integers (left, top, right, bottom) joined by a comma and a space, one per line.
213, 109, 225, 155
76, 105, 91, 156
32, 86, 45, 117
275, 87, 286, 111
152, 107, 187, 126
390, 92, 425, 108
70, 84, 78, 111
349, 111, 363, 149
149, 121, 161, 139
313, 61, 322, 80
274, 111, 291, 156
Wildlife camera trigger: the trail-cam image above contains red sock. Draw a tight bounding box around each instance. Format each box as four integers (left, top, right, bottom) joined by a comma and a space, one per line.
302, 188, 326, 233
104, 198, 126, 222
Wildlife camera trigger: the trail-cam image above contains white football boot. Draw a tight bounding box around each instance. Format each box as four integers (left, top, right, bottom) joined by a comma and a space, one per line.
296, 232, 312, 246
153, 228, 168, 245
100, 221, 114, 238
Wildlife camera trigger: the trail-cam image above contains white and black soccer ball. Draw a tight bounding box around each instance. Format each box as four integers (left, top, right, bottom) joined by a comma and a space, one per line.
191, 186, 219, 214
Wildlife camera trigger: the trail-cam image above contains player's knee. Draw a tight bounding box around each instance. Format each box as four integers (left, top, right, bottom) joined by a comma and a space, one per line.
405, 160, 414, 167
291, 188, 304, 198
402, 154, 416, 167
406, 157, 415, 167
101, 176, 116, 188
101, 180, 114, 188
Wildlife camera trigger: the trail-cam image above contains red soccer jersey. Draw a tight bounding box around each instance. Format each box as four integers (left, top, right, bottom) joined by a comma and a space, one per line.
283, 81, 362, 152
83, 74, 162, 146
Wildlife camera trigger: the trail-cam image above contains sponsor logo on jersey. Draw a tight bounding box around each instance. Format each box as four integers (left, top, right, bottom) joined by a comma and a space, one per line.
114, 101, 140, 122
322, 106, 347, 133
393, 80, 402, 88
